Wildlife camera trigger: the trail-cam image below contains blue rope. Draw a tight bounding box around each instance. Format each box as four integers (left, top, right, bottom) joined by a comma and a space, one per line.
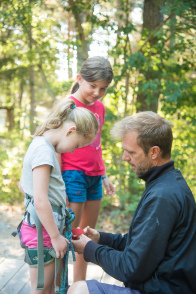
58, 209, 76, 294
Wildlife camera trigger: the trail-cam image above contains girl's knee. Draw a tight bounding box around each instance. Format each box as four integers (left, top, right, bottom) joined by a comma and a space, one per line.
68, 281, 89, 294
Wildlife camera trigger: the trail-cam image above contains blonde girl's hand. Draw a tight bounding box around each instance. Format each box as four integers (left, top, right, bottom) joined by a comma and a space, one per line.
83, 226, 100, 243
102, 177, 115, 196
51, 234, 70, 259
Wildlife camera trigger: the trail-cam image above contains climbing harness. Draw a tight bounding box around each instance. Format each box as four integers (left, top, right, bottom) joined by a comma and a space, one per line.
12, 194, 76, 293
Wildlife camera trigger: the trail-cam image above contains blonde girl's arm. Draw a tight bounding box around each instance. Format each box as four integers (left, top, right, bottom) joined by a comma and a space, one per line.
33, 164, 69, 258
18, 178, 25, 196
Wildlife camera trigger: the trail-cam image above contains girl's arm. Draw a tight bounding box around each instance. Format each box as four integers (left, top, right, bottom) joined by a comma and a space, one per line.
33, 164, 69, 258
102, 174, 115, 196
18, 178, 25, 196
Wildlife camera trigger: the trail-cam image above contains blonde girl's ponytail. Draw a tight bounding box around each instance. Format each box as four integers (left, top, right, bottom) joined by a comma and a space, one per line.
33, 98, 99, 141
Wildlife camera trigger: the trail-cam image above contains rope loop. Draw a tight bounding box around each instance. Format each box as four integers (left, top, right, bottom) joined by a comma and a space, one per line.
58, 208, 76, 294
65, 209, 75, 224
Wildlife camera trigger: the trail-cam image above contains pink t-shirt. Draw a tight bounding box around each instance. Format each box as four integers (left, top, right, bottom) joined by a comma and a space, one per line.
61, 96, 105, 176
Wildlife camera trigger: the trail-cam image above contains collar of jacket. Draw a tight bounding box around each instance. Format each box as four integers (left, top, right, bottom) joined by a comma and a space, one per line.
139, 160, 175, 185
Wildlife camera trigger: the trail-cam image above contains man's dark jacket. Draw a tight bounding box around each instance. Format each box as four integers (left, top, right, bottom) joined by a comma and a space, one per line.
84, 161, 196, 294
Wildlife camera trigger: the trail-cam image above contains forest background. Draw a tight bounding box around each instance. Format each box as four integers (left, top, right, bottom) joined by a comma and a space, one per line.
0, 0, 195, 229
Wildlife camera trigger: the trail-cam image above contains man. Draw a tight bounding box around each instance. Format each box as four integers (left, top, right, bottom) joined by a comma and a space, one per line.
68, 111, 196, 294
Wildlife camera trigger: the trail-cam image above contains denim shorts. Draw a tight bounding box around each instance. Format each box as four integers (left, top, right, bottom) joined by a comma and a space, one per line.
62, 170, 103, 203
86, 280, 141, 294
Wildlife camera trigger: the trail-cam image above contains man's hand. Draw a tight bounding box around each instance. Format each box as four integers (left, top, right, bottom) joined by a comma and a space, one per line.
84, 226, 100, 244
72, 234, 91, 254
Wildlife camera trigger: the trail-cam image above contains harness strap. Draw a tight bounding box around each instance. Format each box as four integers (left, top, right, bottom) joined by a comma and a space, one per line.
27, 202, 45, 290
48, 248, 61, 293
51, 207, 66, 293
26, 195, 66, 292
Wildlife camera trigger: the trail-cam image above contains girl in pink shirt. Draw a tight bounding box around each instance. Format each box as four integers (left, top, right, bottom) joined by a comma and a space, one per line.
59, 56, 115, 282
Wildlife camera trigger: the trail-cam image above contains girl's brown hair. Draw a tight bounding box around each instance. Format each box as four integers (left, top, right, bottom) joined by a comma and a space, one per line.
71, 56, 113, 94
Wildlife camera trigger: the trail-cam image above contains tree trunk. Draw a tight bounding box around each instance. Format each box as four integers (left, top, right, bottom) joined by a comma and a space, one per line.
5, 83, 14, 131
143, 0, 163, 46
0, 106, 14, 131
17, 80, 24, 129
67, 11, 73, 79
28, 11, 36, 134
76, 11, 88, 68
136, 0, 164, 112
7, 107, 14, 131
29, 64, 36, 134
38, 64, 56, 101
67, 0, 88, 69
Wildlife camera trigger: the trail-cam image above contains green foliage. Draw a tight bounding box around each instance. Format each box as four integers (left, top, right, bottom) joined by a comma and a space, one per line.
169, 109, 196, 197
128, 53, 147, 70
101, 104, 145, 213
0, 131, 31, 204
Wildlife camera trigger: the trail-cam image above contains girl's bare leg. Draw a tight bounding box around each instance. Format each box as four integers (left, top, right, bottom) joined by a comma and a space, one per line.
68, 201, 85, 229
29, 260, 55, 294
69, 199, 102, 282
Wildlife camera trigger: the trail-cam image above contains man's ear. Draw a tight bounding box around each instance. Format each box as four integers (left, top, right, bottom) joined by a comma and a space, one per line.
66, 126, 76, 136
150, 146, 161, 160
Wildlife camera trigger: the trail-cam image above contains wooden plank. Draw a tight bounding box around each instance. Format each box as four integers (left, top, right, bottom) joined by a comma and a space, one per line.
101, 271, 124, 287
16, 263, 101, 293
15, 262, 99, 292
1, 262, 29, 294
0, 258, 122, 293
68, 263, 74, 285
0, 259, 24, 291
0, 257, 5, 264
86, 263, 104, 282
67, 261, 104, 284
18, 281, 30, 294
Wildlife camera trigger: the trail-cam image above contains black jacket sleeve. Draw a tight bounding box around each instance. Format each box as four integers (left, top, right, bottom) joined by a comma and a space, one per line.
99, 231, 128, 251
84, 190, 178, 284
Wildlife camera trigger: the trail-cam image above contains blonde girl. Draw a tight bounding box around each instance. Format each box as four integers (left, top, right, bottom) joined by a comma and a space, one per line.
18, 98, 99, 294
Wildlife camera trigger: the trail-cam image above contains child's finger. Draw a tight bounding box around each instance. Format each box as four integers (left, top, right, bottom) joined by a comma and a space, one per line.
65, 238, 70, 244
56, 251, 60, 258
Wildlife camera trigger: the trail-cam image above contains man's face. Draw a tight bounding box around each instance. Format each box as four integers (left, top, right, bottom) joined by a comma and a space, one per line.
122, 131, 154, 176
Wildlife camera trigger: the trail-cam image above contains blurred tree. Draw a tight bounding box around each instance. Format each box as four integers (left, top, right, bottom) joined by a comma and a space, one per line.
0, 0, 60, 133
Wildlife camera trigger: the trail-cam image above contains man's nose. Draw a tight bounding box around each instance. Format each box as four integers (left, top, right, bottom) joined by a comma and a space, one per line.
122, 151, 129, 161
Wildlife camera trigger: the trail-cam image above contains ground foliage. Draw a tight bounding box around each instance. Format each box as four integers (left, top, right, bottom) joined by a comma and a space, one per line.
0, 0, 195, 217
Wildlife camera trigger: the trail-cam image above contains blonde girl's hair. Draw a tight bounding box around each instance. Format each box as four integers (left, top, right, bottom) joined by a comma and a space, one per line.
33, 98, 99, 140
110, 111, 173, 158
71, 56, 113, 94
